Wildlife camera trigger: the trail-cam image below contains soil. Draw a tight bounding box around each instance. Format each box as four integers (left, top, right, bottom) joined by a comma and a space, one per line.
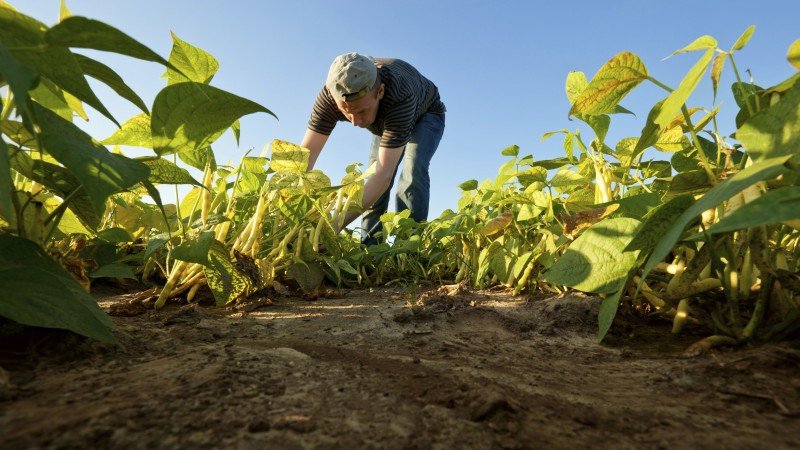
1, 283, 799, 449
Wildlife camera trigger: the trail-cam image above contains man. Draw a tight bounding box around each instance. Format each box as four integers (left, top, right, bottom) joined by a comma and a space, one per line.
301, 52, 446, 245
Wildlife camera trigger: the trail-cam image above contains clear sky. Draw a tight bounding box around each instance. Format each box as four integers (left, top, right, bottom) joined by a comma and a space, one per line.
16, 0, 800, 219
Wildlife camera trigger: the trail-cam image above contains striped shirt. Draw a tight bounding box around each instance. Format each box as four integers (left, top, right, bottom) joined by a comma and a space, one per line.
308, 58, 446, 149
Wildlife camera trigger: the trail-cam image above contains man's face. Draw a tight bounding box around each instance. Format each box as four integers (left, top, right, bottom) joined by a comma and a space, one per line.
337, 84, 384, 128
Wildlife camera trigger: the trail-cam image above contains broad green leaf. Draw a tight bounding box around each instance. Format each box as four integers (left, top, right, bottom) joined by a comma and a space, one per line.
501, 144, 519, 157
172, 231, 217, 265
269, 139, 309, 173
0, 40, 38, 117
565, 71, 587, 104
178, 186, 202, 220
136, 156, 202, 185
458, 179, 478, 191
789, 39, 800, 70
669, 35, 717, 56
737, 78, 800, 162
151, 82, 276, 156
178, 146, 216, 171
0, 9, 118, 125
204, 240, 254, 305
74, 53, 148, 113
699, 187, 800, 236
668, 170, 712, 194
581, 114, 610, 143
96, 226, 133, 243
8, 149, 101, 229
45, 16, 172, 68
711, 53, 725, 100
242, 156, 269, 174
89, 263, 136, 280
29, 77, 71, 121
0, 234, 117, 344
654, 126, 691, 152
625, 195, 695, 252
543, 217, 641, 294
597, 280, 626, 342
62, 90, 88, 121
102, 113, 152, 148
731, 25, 756, 52
0, 138, 11, 220
33, 102, 150, 215
165, 32, 219, 85
288, 261, 324, 292
570, 52, 648, 116
1, 120, 37, 149
517, 166, 547, 187
550, 167, 588, 188
640, 155, 793, 282
608, 192, 661, 219
654, 49, 714, 128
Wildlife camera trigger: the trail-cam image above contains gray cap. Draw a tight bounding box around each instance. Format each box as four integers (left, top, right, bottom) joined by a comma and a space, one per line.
326, 52, 377, 103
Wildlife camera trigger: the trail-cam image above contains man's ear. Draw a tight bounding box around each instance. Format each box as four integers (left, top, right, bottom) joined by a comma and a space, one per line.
377, 84, 385, 100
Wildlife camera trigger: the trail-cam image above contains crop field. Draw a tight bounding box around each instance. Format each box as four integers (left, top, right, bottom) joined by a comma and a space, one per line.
1, 2, 799, 448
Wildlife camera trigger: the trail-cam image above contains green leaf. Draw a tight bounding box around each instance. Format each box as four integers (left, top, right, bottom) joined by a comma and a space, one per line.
501, 144, 520, 157
625, 195, 695, 252
0, 235, 117, 344
598, 280, 626, 342
165, 32, 219, 85
458, 179, 478, 191
0, 9, 118, 126
543, 217, 641, 294
45, 16, 172, 68
789, 39, 800, 70
232, 120, 241, 146
565, 71, 587, 104
288, 261, 324, 293
669, 35, 717, 56
33, 102, 150, 215
204, 240, 254, 305
102, 113, 152, 148
1, 120, 37, 149
172, 231, 217, 265
29, 77, 72, 121
89, 262, 136, 279
0, 138, 12, 221
269, 139, 309, 173
136, 156, 202, 185
699, 187, 800, 236
737, 80, 800, 162
654, 49, 714, 128
151, 82, 276, 156
731, 25, 756, 52
96, 226, 133, 243
569, 52, 648, 116
609, 192, 661, 219
640, 155, 793, 282
0, 40, 38, 117
711, 53, 725, 100
178, 146, 215, 172
582, 114, 610, 143
74, 53, 148, 113
8, 149, 101, 229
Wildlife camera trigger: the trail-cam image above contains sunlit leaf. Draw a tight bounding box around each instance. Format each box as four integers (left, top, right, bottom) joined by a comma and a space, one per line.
711, 53, 725, 100
102, 113, 152, 148
151, 82, 275, 156
269, 139, 309, 173
165, 32, 219, 85
570, 52, 648, 116
698, 187, 800, 236
669, 35, 717, 57
136, 156, 202, 185
789, 39, 800, 70
731, 25, 756, 52
543, 217, 641, 294
737, 81, 800, 162
654, 49, 714, 127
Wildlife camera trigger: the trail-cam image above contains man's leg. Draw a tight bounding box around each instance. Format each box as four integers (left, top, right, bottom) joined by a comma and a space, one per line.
360, 135, 400, 245
396, 113, 445, 222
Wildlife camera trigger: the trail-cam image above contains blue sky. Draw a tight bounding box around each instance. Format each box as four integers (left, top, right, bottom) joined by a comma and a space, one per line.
17, 1, 800, 219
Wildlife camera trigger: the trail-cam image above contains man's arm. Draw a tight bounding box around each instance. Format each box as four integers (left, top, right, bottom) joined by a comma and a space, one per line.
336, 145, 403, 231
300, 129, 330, 170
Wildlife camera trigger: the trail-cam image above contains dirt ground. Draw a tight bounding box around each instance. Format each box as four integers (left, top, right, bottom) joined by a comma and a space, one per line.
1, 283, 799, 449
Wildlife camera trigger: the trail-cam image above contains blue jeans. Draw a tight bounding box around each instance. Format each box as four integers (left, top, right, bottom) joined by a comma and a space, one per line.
361, 112, 445, 245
